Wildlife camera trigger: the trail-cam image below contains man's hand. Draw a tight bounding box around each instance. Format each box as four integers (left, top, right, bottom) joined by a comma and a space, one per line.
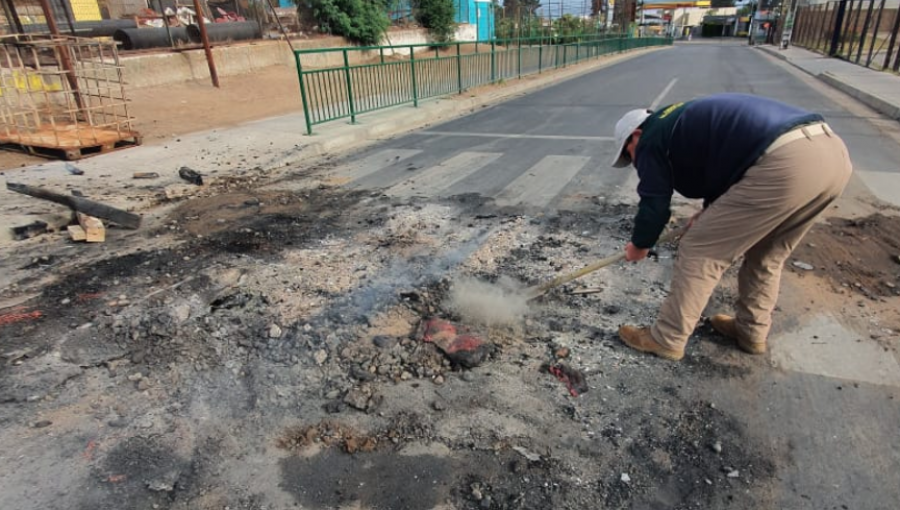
625, 242, 650, 262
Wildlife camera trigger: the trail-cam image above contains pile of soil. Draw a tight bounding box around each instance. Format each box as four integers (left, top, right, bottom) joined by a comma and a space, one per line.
790, 213, 900, 298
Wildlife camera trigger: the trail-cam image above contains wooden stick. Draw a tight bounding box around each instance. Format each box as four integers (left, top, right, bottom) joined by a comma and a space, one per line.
568, 287, 604, 296
6, 182, 141, 229
524, 225, 687, 301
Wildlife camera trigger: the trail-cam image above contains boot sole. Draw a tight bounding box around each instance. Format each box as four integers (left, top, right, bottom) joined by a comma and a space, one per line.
620, 336, 685, 361
710, 318, 767, 355
737, 339, 767, 355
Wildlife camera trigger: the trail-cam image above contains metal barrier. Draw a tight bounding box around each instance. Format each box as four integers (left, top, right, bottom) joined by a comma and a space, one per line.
293, 35, 672, 135
791, 0, 900, 71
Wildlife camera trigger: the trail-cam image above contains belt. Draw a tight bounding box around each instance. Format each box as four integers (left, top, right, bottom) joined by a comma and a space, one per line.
765, 122, 834, 155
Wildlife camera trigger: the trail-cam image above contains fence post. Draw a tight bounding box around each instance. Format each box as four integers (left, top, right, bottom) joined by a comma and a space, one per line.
866, 0, 887, 66
410, 46, 418, 107
380, 47, 384, 64
490, 39, 496, 82
819, 2, 833, 52
457, 43, 463, 93
517, 36, 522, 79
856, 0, 876, 63
829, 0, 849, 56
885, 7, 900, 69
295, 52, 313, 136
538, 45, 543, 73
845, 0, 863, 58
342, 49, 356, 124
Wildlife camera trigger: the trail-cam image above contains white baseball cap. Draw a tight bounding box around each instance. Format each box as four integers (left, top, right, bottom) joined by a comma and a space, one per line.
610, 108, 652, 168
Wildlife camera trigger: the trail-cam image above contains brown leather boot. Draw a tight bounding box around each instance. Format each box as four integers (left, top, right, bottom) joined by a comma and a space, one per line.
618, 325, 684, 361
709, 314, 766, 355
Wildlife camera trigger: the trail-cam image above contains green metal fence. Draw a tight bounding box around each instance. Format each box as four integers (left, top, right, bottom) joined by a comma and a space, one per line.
293, 35, 672, 135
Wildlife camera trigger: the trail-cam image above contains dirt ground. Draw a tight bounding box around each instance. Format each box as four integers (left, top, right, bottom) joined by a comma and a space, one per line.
0, 65, 304, 171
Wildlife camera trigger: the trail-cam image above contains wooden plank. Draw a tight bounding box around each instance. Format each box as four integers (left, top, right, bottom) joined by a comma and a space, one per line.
6, 182, 142, 229
0, 124, 139, 149
68, 225, 87, 241
76, 213, 105, 243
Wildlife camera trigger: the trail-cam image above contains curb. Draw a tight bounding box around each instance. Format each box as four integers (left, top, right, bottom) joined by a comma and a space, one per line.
818, 71, 900, 121
757, 45, 900, 121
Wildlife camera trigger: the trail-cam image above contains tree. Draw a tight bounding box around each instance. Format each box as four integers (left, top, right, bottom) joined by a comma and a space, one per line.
412, 0, 457, 43
303, 0, 391, 46
554, 13, 583, 37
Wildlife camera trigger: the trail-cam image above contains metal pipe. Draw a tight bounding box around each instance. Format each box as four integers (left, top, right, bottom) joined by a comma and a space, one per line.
192, 0, 220, 88
156, 0, 175, 47
186, 21, 261, 43
37, 0, 85, 112
2, 0, 24, 34
114, 28, 191, 50
61, 0, 77, 35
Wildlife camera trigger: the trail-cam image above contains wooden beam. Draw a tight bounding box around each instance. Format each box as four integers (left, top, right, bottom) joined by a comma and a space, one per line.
68, 225, 87, 241
6, 182, 142, 230
76, 212, 105, 242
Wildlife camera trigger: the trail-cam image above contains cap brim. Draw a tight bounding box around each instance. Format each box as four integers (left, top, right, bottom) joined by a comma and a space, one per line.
610, 141, 631, 168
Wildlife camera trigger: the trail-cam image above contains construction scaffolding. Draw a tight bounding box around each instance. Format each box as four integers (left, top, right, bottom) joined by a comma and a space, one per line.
0, 33, 140, 160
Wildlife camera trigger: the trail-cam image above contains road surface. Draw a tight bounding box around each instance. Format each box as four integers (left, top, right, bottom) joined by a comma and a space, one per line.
313, 40, 900, 509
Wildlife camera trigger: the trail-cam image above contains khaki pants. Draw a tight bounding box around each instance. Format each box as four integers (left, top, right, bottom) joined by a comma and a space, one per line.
651, 124, 853, 350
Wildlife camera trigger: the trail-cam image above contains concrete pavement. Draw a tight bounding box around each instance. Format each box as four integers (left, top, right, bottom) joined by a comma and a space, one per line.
757, 44, 900, 120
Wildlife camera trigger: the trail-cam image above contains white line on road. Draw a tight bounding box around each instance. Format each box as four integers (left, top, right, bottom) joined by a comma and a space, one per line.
650, 77, 679, 109
493, 155, 591, 208
387, 151, 503, 197
327, 149, 421, 184
416, 131, 615, 141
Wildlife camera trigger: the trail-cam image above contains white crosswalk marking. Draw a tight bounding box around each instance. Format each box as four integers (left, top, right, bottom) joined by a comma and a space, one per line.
387, 151, 503, 197
325, 149, 421, 185
492, 155, 591, 208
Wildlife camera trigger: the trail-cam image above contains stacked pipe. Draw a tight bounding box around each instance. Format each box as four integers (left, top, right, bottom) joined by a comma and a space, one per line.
113, 21, 262, 51
113, 28, 191, 50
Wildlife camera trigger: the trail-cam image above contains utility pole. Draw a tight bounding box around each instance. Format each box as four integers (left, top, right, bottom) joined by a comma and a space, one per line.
748, 0, 757, 45
192, 0, 220, 88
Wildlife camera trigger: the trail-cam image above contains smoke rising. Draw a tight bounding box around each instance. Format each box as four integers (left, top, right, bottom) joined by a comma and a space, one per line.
443, 275, 531, 328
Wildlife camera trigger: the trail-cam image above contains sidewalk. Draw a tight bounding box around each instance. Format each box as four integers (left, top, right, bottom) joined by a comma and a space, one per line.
757, 45, 900, 120
0, 46, 670, 246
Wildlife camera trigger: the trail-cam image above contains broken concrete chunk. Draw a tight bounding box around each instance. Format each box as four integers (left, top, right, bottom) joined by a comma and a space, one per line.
512, 446, 541, 462
343, 389, 370, 411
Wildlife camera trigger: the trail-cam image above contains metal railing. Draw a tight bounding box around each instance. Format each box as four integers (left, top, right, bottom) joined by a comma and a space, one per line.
791, 0, 900, 71
293, 34, 672, 135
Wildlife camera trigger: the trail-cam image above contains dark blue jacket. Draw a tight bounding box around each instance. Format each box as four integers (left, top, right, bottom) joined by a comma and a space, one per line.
631, 93, 824, 248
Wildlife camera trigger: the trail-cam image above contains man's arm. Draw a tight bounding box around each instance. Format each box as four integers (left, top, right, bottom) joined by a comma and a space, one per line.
632, 195, 672, 249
